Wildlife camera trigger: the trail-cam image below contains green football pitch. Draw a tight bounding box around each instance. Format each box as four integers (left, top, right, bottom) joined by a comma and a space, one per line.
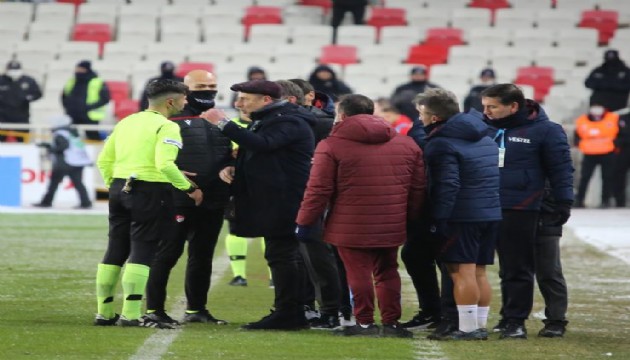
0, 213, 628, 360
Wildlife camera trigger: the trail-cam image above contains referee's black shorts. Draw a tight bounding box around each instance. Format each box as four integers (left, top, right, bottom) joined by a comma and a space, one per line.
439, 221, 499, 265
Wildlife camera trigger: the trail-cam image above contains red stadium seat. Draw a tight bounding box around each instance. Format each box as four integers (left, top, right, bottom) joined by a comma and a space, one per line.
114, 99, 139, 121
72, 23, 112, 57
319, 45, 359, 66
469, 0, 510, 24
105, 81, 130, 103
514, 66, 555, 102
175, 62, 215, 78
579, 10, 619, 45
366, 7, 406, 41
242, 6, 283, 39
424, 28, 464, 49
405, 44, 449, 67
299, 0, 332, 15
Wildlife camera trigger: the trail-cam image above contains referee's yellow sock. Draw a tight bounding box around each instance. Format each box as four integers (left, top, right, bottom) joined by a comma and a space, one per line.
226, 234, 248, 278
96, 263, 121, 319
121, 263, 150, 320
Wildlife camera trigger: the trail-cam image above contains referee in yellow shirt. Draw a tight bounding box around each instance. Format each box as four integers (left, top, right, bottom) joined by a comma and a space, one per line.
94, 79, 202, 328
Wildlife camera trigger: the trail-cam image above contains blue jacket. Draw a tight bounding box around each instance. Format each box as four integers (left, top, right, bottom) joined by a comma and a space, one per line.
479, 101, 574, 211
424, 112, 502, 222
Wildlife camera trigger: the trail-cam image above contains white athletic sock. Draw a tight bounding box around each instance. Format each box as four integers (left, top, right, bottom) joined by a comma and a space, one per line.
457, 305, 478, 332
477, 306, 490, 329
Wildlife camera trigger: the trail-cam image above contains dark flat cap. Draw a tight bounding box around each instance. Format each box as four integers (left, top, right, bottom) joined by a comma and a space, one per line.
231, 80, 281, 99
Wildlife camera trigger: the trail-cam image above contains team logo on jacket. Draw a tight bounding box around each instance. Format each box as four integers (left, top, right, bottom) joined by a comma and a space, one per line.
185, 120, 191, 126
508, 137, 531, 144
175, 215, 185, 223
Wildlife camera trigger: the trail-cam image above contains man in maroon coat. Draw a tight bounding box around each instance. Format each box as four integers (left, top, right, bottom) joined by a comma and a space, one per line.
296, 94, 426, 338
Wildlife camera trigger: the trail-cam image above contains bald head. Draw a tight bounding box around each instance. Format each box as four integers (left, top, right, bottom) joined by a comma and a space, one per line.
184, 70, 217, 91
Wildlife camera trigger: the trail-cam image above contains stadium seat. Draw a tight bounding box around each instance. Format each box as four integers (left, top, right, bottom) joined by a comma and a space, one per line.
385, 0, 420, 9
242, 6, 283, 39
424, 28, 464, 49
257, 0, 294, 5
366, 7, 407, 39
114, 99, 139, 121
555, 28, 599, 50
248, 24, 292, 44
72, 23, 113, 57
0, 2, 33, 23
509, 0, 552, 9
448, 45, 491, 69
35, 3, 75, 23
58, 41, 100, 62
429, 64, 475, 86
555, 0, 598, 11
533, 48, 577, 82
511, 29, 555, 48
514, 66, 555, 102
298, 0, 332, 15
424, 0, 470, 9
160, 4, 203, 23
359, 44, 406, 65
451, 8, 493, 29
160, 21, 202, 44
494, 9, 536, 29
144, 44, 187, 65
535, 9, 580, 30
283, 5, 325, 25
77, 3, 118, 27
105, 81, 131, 103
28, 21, 72, 43
15, 41, 59, 71
93, 59, 131, 82
175, 62, 215, 78
103, 42, 146, 63
231, 43, 276, 62
468, 0, 510, 24
579, 10, 619, 45
337, 25, 378, 46
404, 44, 449, 67
204, 24, 245, 45
466, 27, 510, 46
273, 44, 319, 64
406, 8, 451, 30
319, 45, 359, 66
292, 25, 333, 47
380, 25, 423, 46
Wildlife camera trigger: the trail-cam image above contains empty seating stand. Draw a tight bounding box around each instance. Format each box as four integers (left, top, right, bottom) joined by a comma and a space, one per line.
242, 6, 283, 39
72, 23, 112, 57
319, 45, 359, 66
514, 66, 555, 102
366, 7, 407, 40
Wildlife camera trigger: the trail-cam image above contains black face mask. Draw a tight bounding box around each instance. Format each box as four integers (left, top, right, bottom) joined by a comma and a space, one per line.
187, 90, 217, 113
75, 72, 91, 82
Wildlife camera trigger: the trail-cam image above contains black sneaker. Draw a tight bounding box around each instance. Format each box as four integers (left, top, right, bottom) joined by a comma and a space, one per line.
94, 313, 119, 326
381, 323, 414, 338
304, 305, 320, 323
427, 320, 458, 340
333, 323, 380, 337
228, 276, 248, 286
32, 202, 52, 208
438, 328, 488, 341
401, 311, 439, 330
145, 311, 180, 326
242, 309, 308, 330
538, 320, 567, 338
183, 309, 228, 325
492, 318, 508, 333
117, 315, 178, 329
499, 321, 527, 339
310, 314, 340, 330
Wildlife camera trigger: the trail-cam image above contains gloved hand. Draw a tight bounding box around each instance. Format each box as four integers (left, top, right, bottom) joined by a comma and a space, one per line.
295, 224, 318, 243
550, 202, 572, 226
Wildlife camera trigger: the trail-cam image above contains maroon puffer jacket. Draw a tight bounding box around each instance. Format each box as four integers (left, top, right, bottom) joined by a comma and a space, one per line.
296, 114, 426, 248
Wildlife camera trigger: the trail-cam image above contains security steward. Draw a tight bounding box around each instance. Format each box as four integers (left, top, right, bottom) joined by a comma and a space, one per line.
94, 79, 203, 329
145, 70, 232, 325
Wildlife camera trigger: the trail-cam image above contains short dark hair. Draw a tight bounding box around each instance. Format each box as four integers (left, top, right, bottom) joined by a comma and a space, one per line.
413, 88, 460, 121
288, 78, 314, 95
146, 79, 188, 100
276, 80, 305, 105
337, 94, 374, 116
480, 83, 525, 109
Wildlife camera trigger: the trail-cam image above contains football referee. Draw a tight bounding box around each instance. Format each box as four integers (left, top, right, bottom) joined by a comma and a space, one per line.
94, 79, 203, 328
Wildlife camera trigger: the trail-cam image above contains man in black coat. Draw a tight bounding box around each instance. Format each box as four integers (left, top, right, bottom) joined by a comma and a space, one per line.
0, 60, 42, 142
463, 68, 496, 113
331, 0, 368, 43
585, 49, 630, 112
201, 80, 315, 330
139, 61, 184, 111
391, 65, 439, 122
144, 70, 232, 327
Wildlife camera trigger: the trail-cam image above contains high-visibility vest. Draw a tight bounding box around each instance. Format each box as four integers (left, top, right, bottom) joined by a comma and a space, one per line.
63, 78, 106, 122
575, 112, 619, 155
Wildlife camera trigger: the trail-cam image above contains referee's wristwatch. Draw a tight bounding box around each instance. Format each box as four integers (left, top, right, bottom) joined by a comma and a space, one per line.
216, 118, 230, 130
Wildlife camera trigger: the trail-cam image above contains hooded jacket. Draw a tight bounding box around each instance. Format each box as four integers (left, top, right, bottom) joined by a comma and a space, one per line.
296, 114, 426, 248
585, 57, 630, 111
308, 65, 353, 101
0, 73, 42, 123
423, 113, 501, 221
221, 101, 316, 237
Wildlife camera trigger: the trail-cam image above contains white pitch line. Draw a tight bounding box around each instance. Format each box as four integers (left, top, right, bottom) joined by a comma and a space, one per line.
129, 250, 230, 360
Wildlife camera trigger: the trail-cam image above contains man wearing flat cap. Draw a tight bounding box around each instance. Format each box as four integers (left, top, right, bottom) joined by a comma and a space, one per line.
201, 79, 316, 330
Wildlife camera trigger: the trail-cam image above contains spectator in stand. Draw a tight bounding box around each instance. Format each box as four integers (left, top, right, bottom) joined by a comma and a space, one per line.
573, 102, 619, 208
391, 65, 439, 122
585, 49, 630, 112
374, 98, 413, 135
308, 65, 352, 101
331, 0, 368, 43
139, 61, 183, 111
231, 66, 267, 108
61, 60, 110, 141
464, 68, 496, 113
0, 60, 42, 142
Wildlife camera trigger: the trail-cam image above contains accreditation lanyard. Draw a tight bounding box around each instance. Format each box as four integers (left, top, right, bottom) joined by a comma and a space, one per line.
494, 129, 506, 168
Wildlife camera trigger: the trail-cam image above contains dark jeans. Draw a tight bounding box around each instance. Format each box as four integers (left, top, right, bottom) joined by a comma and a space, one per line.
576, 153, 616, 205
497, 210, 539, 322
265, 233, 301, 312
298, 239, 342, 315
146, 207, 224, 312
102, 179, 174, 266
613, 146, 630, 206
331, 4, 366, 43
40, 164, 91, 207
332, 246, 352, 317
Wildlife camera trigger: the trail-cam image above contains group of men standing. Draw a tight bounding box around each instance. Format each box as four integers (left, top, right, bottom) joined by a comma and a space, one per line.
91, 65, 574, 341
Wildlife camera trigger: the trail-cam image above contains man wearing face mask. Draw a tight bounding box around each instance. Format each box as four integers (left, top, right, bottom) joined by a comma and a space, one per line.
585, 49, 630, 113
62, 60, 110, 141
139, 61, 183, 111
0, 60, 42, 142
144, 70, 232, 326
573, 103, 619, 208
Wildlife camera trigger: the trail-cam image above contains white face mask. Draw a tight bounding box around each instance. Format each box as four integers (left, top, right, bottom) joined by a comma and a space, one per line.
6, 69, 23, 80
589, 106, 605, 117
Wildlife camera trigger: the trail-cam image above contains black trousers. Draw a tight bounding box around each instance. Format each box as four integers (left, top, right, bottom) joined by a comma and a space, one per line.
497, 210, 539, 322
146, 207, 224, 312
298, 239, 342, 316
331, 4, 366, 43
40, 164, 91, 207
576, 153, 616, 205
265, 233, 301, 312
102, 179, 173, 266
613, 146, 630, 206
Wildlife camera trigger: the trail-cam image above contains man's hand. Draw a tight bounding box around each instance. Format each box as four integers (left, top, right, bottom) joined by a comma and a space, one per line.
200, 108, 227, 126
188, 188, 203, 206
219, 166, 235, 184
295, 225, 318, 243
550, 202, 572, 226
